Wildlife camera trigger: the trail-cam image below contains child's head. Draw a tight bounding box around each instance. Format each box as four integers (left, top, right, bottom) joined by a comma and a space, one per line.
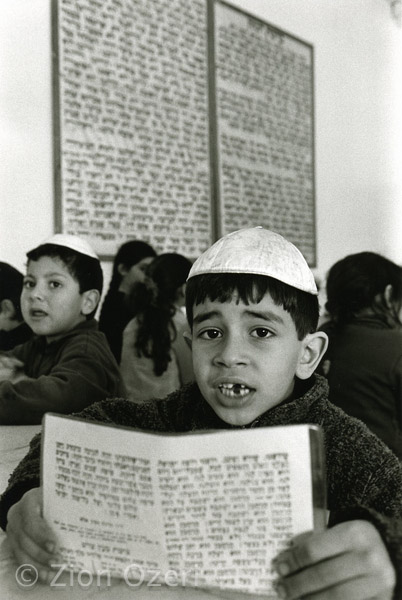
185, 228, 328, 426
109, 240, 156, 295
0, 262, 25, 329
325, 251, 402, 328
129, 253, 192, 376
22, 234, 102, 341
147, 253, 192, 308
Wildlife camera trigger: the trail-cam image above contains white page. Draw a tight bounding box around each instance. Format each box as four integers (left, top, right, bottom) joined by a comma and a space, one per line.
42, 414, 323, 596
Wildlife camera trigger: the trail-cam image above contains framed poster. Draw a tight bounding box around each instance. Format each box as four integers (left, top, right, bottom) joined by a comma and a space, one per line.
53, 0, 315, 264
52, 0, 212, 259
212, 2, 316, 264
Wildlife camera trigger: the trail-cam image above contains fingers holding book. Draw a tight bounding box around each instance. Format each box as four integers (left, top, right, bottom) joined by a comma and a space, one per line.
272, 521, 395, 599
6, 487, 58, 584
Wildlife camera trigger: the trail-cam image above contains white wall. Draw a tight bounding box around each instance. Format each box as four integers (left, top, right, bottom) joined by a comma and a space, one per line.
0, 0, 54, 272
1, 0, 401, 291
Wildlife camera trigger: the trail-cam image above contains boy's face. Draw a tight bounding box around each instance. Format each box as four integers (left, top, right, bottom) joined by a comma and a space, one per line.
21, 256, 88, 342
190, 292, 307, 426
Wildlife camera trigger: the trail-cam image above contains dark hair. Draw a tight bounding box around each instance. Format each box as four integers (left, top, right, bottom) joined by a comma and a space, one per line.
26, 244, 103, 319
130, 253, 192, 375
0, 262, 24, 321
325, 252, 402, 327
107, 240, 156, 294
186, 273, 319, 340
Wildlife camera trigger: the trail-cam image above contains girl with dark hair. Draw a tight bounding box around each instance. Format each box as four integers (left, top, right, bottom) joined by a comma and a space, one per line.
320, 251, 402, 458
120, 253, 194, 402
98, 240, 156, 361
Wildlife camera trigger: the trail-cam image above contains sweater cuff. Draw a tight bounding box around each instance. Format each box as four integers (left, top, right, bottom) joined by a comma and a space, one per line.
0, 476, 40, 531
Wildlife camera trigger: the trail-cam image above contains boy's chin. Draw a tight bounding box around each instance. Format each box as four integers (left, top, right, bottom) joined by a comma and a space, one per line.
209, 403, 261, 427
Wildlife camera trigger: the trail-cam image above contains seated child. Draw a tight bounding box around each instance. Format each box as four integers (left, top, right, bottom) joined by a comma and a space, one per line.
0, 234, 125, 424
318, 251, 402, 459
99, 240, 157, 362
0, 262, 33, 351
0, 227, 401, 599
120, 252, 194, 402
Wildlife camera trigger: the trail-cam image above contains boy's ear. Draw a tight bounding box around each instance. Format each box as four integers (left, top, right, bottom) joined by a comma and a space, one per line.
295, 331, 328, 380
183, 330, 192, 350
0, 298, 16, 319
80, 289, 100, 316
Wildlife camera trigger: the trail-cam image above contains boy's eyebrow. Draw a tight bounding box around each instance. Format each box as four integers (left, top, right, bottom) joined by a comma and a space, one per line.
243, 309, 285, 325
193, 308, 285, 326
193, 310, 221, 325
24, 272, 69, 280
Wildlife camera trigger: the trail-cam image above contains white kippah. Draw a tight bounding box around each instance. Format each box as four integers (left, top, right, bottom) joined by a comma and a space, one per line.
187, 227, 317, 295
31, 234, 99, 260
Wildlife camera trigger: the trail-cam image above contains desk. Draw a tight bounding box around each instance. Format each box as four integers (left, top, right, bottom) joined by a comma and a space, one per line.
0, 427, 244, 600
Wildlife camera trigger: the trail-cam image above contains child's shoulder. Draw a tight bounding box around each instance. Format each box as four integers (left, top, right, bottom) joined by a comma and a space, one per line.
57, 320, 115, 358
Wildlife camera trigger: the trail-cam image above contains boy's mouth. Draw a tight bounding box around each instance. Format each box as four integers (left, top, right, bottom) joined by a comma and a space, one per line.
218, 383, 254, 398
30, 309, 48, 318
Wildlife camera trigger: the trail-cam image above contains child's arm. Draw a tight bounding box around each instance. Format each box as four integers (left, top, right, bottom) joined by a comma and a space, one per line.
272, 520, 396, 599
0, 330, 124, 424
6, 487, 58, 583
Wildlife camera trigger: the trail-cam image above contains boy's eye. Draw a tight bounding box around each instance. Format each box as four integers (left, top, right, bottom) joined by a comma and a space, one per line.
199, 328, 222, 340
23, 280, 35, 289
49, 281, 62, 289
251, 327, 272, 338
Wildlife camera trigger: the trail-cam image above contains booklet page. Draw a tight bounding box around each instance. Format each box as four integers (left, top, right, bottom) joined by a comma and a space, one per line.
42, 415, 324, 596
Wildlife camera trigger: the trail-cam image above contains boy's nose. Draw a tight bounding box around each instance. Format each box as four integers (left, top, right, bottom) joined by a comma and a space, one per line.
30, 286, 45, 301
213, 335, 248, 367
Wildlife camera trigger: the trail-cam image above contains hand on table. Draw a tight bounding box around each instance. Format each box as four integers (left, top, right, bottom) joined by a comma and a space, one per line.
0, 355, 24, 382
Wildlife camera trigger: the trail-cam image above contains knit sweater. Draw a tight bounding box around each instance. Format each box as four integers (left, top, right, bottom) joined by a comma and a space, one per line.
0, 319, 126, 424
1, 374, 401, 597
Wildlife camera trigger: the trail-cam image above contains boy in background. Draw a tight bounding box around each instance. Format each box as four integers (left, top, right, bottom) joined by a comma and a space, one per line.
1, 227, 401, 599
0, 262, 32, 351
0, 234, 125, 424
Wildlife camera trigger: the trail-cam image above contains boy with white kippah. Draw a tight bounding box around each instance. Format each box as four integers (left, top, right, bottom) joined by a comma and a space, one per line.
1, 228, 401, 599
0, 234, 125, 424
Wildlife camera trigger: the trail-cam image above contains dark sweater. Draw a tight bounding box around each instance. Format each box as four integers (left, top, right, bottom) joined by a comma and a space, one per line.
0, 319, 126, 424
320, 317, 402, 458
98, 290, 131, 362
1, 374, 401, 597
0, 322, 33, 351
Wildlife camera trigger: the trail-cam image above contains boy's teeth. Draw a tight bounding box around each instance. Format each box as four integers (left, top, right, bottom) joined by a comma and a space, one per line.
219, 383, 251, 398
220, 383, 245, 390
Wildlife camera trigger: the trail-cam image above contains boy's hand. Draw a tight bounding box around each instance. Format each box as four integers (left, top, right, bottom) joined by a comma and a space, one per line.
6, 487, 58, 584
272, 520, 395, 599
0, 355, 24, 381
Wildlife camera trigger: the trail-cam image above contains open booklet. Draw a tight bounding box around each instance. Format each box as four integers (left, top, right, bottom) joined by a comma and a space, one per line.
41, 414, 326, 597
